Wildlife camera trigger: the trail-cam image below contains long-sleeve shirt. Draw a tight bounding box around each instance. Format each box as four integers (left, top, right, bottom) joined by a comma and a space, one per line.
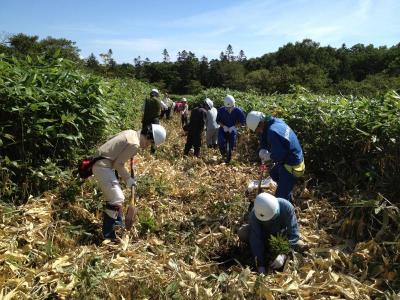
96, 130, 140, 181
259, 117, 303, 165
206, 107, 218, 130
188, 107, 207, 132
142, 96, 161, 124
216, 106, 246, 127
249, 197, 300, 267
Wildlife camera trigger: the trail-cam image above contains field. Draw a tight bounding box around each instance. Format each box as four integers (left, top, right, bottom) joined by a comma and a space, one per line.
0, 54, 399, 299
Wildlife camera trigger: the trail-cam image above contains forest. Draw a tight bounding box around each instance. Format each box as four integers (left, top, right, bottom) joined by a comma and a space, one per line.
2, 33, 400, 96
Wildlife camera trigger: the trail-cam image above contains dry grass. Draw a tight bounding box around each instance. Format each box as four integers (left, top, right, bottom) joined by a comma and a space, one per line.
0, 115, 396, 299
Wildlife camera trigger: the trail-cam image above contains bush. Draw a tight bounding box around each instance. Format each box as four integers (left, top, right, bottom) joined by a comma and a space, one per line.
193, 87, 400, 200
0, 53, 151, 202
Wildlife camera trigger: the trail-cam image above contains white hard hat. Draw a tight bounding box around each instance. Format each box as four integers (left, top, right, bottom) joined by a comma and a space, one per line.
224, 95, 235, 108
205, 98, 213, 109
151, 124, 166, 146
151, 88, 159, 96
182, 98, 187, 102
246, 111, 265, 131
254, 192, 279, 221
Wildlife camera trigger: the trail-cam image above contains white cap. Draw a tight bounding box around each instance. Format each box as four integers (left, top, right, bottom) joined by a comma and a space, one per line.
151, 88, 159, 96
224, 95, 235, 108
205, 98, 213, 109
246, 111, 265, 131
182, 98, 187, 102
151, 124, 166, 146
254, 192, 279, 221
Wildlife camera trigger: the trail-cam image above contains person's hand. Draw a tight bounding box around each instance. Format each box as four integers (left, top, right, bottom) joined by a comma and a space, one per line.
223, 125, 229, 132
257, 266, 266, 274
228, 126, 236, 133
259, 149, 271, 162
126, 177, 136, 188
270, 254, 287, 269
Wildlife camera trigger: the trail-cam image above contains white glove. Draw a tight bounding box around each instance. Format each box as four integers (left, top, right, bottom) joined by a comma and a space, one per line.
126, 177, 136, 188
270, 254, 287, 269
228, 126, 236, 133
258, 266, 266, 274
223, 125, 229, 132
259, 149, 271, 162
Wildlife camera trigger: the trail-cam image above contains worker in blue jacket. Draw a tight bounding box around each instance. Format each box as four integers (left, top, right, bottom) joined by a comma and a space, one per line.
246, 111, 305, 202
216, 95, 246, 163
238, 192, 306, 273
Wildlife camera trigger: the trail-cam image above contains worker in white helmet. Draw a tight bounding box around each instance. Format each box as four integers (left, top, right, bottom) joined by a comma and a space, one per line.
180, 98, 189, 130
216, 95, 246, 162
93, 124, 167, 240
246, 111, 305, 202
238, 192, 306, 273
203, 98, 218, 148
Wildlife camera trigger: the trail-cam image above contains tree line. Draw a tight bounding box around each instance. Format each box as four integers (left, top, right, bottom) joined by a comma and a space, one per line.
1, 33, 399, 96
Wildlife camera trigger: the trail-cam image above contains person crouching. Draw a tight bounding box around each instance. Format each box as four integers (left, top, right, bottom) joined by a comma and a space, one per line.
238, 192, 307, 273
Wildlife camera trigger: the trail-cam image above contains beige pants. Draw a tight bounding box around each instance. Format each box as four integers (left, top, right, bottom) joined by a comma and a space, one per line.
92, 164, 125, 207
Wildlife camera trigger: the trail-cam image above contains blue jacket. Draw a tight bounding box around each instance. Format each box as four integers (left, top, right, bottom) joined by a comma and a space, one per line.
260, 117, 303, 165
249, 198, 299, 267
216, 107, 246, 127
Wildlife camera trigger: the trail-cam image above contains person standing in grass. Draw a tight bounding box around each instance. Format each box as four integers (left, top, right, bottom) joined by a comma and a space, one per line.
204, 98, 218, 148
183, 102, 207, 157
160, 92, 173, 120
216, 95, 246, 163
93, 124, 166, 240
142, 88, 161, 153
246, 111, 305, 202
181, 98, 189, 130
238, 192, 306, 273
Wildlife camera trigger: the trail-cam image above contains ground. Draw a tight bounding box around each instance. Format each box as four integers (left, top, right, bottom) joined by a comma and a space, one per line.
0, 114, 392, 299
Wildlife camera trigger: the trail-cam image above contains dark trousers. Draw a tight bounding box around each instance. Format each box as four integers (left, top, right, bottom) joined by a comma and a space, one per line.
218, 129, 236, 162
270, 163, 297, 202
184, 130, 203, 157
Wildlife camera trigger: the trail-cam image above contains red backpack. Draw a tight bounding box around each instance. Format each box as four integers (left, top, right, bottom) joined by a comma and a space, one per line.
77, 156, 105, 179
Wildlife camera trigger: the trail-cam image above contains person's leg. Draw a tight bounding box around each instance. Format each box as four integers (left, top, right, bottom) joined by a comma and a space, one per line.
193, 131, 202, 157
184, 132, 194, 155
93, 165, 125, 240
206, 129, 212, 147
218, 128, 227, 157
212, 129, 218, 148
275, 164, 296, 202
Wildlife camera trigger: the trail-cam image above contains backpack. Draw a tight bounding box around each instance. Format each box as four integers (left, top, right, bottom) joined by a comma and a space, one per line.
77, 156, 105, 179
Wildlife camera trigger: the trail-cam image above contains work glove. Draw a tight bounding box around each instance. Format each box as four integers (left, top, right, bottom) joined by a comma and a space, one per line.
223, 125, 229, 132
126, 177, 136, 188
228, 126, 236, 133
257, 266, 267, 274
270, 254, 287, 270
259, 149, 271, 162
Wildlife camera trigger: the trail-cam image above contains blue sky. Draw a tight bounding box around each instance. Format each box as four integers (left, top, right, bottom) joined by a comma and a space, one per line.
1, 0, 399, 63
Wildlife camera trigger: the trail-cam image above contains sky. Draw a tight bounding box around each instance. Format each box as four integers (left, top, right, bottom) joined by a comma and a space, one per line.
1, 0, 399, 63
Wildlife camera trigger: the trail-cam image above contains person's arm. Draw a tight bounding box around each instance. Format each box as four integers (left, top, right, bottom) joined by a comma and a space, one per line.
268, 132, 288, 162
249, 210, 266, 270
113, 143, 139, 182
216, 109, 222, 125
236, 107, 246, 126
